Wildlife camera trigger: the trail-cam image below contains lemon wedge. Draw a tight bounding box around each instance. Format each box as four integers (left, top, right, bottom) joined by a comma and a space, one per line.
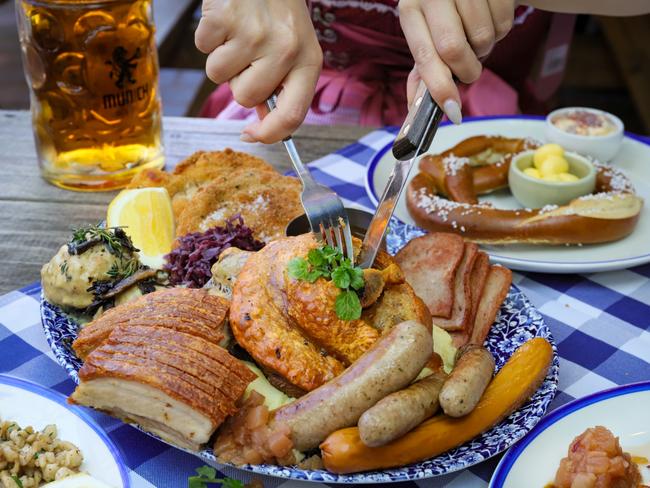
107, 187, 175, 269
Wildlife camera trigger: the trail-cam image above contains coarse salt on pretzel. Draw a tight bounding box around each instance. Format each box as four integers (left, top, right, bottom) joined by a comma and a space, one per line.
406, 136, 643, 245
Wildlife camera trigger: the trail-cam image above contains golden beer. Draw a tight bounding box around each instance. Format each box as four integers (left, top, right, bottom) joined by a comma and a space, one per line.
16, 0, 164, 191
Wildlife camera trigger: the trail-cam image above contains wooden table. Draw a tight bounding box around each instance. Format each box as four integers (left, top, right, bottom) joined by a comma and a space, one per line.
0, 109, 371, 295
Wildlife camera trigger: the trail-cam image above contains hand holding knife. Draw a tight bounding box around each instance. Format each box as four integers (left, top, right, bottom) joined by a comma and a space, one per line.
358, 81, 445, 269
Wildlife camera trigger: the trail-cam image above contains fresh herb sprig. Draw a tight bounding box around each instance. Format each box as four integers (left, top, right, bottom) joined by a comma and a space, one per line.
106, 256, 141, 280
188, 466, 244, 488
69, 224, 138, 257
288, 245, 365, 320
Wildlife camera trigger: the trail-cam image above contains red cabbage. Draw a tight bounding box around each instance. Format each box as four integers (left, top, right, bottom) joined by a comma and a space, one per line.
164, 215, 264, 288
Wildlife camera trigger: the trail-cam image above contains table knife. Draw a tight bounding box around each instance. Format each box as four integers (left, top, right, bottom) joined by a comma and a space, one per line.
358, 81, 444, 269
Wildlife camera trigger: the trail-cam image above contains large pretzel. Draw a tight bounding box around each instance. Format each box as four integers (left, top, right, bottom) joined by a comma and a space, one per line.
406, 136, 643, 245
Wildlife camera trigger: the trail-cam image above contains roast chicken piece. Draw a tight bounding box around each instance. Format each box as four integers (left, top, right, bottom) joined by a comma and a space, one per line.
287, 277, 381, 365
73, 288, 229, 359
229, 235, 431, 392
70, 325, 255, 451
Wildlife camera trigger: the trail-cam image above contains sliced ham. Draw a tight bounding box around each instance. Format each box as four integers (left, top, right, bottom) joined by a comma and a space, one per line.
469, 265, 512, 346
395, 233, 465, 319
431, 242, 479, 331
451, 252, 491, 347
469, 252, 490, 326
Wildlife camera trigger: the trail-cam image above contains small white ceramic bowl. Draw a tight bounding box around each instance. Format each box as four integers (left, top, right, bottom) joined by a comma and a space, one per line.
509, 150, 596, 209
545, 107, 624, 162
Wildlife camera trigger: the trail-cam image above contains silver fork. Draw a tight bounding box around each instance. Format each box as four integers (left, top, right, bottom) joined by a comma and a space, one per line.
266, 95, 354, 264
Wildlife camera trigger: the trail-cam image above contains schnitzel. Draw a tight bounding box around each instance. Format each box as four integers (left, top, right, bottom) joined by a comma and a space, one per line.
129, 149, 303, 242
129, 149, 276, 219
176, 167, 303, 243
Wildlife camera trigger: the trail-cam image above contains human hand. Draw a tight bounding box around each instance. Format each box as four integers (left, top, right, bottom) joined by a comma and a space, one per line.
195, 0, 323, 143
400, 0, 516, 124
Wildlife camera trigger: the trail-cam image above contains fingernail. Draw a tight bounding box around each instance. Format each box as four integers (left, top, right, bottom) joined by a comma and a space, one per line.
443, 99, 462, 125
240, 133, 255, 143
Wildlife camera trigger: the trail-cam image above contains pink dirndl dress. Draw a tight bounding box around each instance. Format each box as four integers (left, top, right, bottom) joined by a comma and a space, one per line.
200, 1, 571, 126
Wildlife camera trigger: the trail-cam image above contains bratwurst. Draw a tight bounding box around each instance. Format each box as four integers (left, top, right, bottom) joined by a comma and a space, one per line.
272, 320, 432, 451
439, 344, 495, 417
358, 370, 447, 447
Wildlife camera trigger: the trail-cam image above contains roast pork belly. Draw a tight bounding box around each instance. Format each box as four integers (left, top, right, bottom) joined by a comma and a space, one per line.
73, 287, 229, 359
70, 325, 255, 451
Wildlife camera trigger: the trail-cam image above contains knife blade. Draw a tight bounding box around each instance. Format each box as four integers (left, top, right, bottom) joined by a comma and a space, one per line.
358, 82, 444, 269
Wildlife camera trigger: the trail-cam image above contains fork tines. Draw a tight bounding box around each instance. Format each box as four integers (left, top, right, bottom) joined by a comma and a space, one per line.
319, 218, 354, 265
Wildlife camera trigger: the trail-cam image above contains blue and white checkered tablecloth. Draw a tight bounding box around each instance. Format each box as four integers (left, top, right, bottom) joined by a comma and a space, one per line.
1, 127, 650, 488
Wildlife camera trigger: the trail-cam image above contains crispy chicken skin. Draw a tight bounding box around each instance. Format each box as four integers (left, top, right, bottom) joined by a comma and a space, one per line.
70, 325, 255, 451
73, 288, 229, 359
229, 235, 432, 392
287, 278, 380, 365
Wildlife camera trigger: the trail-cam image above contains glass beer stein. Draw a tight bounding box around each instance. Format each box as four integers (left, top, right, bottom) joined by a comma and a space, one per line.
16, 0, 164, 191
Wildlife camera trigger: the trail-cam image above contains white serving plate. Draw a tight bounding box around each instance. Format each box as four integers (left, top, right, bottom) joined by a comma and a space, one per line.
366, 116, 650, 273
0, 375, 129, 488
490, 381, 650, 487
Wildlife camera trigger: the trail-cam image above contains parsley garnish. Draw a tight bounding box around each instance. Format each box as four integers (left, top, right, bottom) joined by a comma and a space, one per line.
335, 290, 362, 320
11, 475, 23, 488
288, 245, 365, 320
188, 466, 244, 488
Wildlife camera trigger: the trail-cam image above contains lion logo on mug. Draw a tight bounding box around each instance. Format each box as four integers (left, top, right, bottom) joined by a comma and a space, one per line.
106, 46, 141, 89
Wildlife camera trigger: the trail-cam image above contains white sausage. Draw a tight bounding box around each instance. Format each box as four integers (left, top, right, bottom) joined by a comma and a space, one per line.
439, 345, 495, 417
272, 321, 432, 451
358, 371, 447, 447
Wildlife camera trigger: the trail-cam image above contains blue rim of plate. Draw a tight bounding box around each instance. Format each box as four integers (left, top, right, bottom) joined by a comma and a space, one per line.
489, 380, 650, 488
0, 374, 131, 488
40, 281, 559, 484
364, 115, 650, 268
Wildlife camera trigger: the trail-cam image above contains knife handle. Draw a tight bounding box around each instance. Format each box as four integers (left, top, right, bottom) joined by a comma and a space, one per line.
392, 81, 444, 161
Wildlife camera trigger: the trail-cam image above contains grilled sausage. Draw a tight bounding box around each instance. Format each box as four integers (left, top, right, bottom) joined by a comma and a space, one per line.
439, 344, 495, 417
358, 371, 447, 447
272, 321, 432, 451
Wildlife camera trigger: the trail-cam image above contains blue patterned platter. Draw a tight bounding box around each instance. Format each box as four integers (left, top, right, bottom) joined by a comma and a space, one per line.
41, 225, 559, 484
